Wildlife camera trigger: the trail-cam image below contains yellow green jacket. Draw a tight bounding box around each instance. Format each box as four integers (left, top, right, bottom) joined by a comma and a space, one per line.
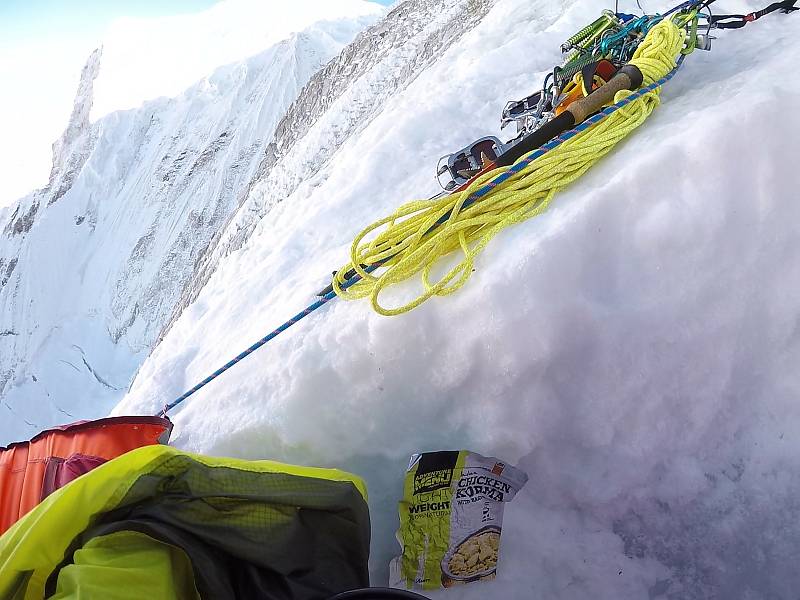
0, 445, 370, 600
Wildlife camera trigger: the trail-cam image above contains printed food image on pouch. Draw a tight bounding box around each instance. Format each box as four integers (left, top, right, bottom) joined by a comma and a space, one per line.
389, 450, 528, 591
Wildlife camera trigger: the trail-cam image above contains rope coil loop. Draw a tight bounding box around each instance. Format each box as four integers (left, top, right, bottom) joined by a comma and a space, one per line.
333, 20, 685, 316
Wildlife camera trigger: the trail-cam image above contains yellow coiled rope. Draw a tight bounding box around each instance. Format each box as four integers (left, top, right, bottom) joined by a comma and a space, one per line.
333, 20, 685, 316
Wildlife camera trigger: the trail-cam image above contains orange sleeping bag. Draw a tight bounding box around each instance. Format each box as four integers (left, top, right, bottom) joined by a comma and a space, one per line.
0, 416, 172, 535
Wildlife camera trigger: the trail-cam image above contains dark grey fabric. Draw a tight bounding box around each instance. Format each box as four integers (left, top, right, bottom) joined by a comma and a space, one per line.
46, 454, 371, 600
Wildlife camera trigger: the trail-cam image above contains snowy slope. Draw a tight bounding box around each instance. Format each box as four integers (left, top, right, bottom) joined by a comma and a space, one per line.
0, 4, 382, 445
116, 0, 800, 596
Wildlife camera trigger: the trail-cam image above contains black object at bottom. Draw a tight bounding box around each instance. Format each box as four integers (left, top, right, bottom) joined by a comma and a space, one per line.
328, 588, 431, 600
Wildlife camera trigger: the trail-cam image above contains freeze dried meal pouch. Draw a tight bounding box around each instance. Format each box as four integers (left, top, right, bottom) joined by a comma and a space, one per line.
389, 450, 528, 590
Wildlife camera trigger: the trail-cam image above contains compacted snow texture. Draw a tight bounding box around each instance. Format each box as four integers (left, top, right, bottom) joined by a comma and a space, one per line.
65, 0, 800, 596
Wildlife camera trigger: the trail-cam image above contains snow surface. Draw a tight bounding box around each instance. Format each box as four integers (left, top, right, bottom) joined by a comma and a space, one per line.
115, 0, 800, 595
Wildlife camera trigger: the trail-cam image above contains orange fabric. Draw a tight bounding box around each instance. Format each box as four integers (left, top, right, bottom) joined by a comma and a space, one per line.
0, 416, 171, 535
595, 59, 617, 82
555, 59, 618, 116
555, 83, 588, 116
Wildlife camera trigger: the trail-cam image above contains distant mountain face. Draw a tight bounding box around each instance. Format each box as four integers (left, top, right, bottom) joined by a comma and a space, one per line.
0, 11, 380, 445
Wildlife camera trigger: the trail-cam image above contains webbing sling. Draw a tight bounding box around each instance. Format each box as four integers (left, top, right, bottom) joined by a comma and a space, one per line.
709, 0, 797, 28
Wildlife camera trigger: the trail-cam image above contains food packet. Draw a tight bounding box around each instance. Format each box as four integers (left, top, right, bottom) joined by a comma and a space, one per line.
389, 450, 528, 590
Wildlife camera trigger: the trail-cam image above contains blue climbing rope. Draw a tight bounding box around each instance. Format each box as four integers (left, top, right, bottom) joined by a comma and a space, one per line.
158, 269, 376, 416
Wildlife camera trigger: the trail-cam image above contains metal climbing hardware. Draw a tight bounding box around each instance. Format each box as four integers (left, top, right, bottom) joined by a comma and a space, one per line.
436, 137, 507, 191
500, 91, 544, 134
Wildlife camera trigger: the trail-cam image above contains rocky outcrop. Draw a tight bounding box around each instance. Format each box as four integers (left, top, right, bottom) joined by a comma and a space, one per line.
47, 48, 102, 207
2, 48, 102, 244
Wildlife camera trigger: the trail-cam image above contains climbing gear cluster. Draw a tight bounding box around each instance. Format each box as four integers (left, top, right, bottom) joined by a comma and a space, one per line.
327, 0, 795, 317
331, 5, 694, 316
437, 5, 700, 192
